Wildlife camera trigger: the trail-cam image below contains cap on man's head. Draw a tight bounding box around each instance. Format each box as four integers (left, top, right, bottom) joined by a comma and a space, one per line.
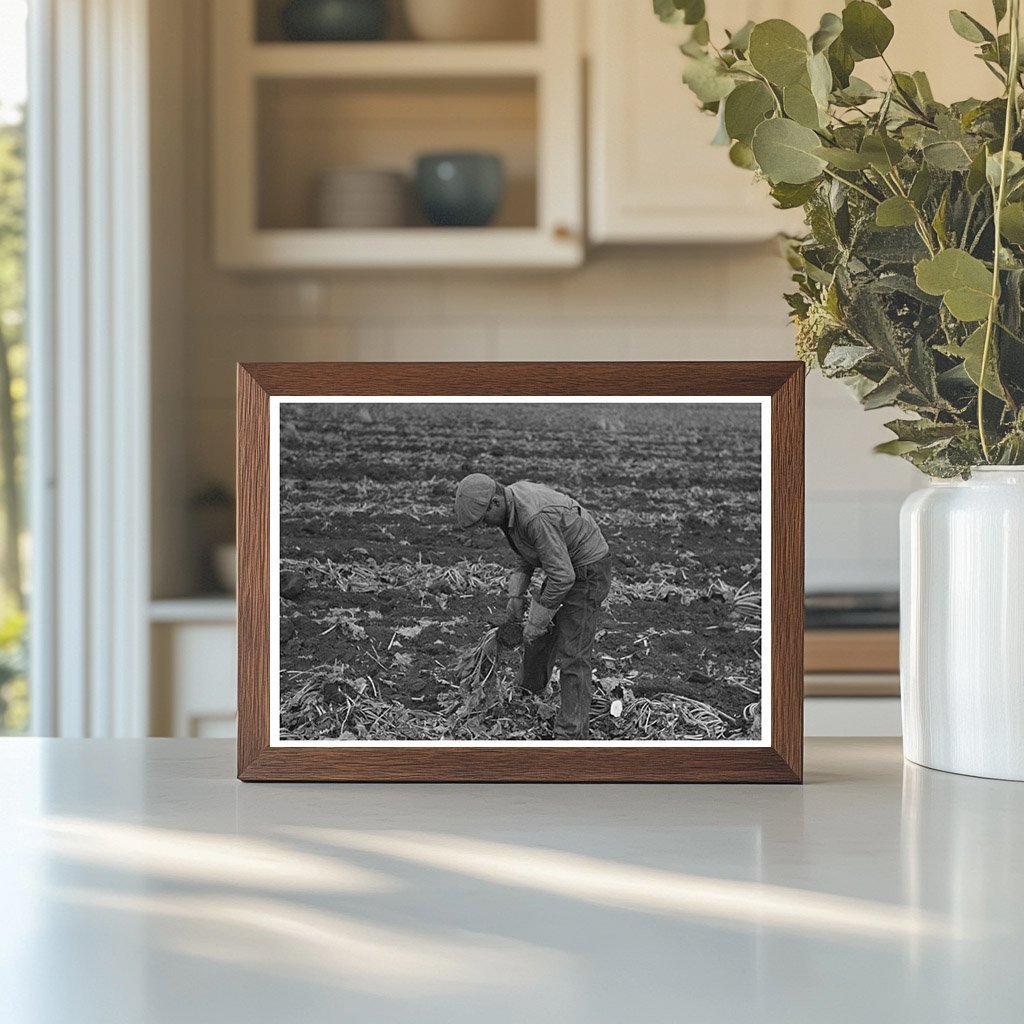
455, 473, 497, 528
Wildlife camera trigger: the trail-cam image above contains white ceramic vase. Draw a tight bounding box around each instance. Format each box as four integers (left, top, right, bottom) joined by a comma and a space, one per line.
900, 467, 1024, 781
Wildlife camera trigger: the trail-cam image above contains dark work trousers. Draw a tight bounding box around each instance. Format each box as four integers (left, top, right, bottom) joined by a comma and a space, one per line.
521, 555, 612, 738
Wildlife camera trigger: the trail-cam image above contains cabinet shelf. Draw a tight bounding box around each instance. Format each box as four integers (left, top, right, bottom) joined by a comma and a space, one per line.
218, 226, 579, 270
212, 0, 582, 269
249, 42, 544, 78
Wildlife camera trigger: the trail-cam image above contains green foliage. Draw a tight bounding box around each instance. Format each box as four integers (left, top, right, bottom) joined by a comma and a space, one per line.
660, 0, 1024, 476
752, 118, 828, 183
0, 600, 26, 733
0, 118, 25, 315
0, 112, 28, 731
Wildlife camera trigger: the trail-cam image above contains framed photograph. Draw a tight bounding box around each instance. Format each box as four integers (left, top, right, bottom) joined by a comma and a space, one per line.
237, 362, 804, 782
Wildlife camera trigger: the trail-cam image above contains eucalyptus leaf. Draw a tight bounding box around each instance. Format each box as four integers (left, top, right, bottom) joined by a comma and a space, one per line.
999, 203, 1024, 245
729, 140, 758, 170
986, 150, 1024, 191
827, 36, 856, 88
892, 72, 923, 110
948, 10, 994, 44
932, 190, 951, 247
808, 52, 833, 109
909, 165, 934, 205
724, 20, 755, 53
724, 81, 775, 144
884, 418, 963, 443
752, 118, 828, 184
923, 140, 973, 171
810, 12, 843, 54
711, 107, 731, 145
836, 76, 879, 104
770, 180, 820, 209
653, 0, 705, 26
939, 326, 1006, 398
814, 146, 872, 170
913, 71, 935, 104
842, 1, 895, 59
915, 250, 994, 322
784, 80, 825, 129
861, 133, 904, 173
653, 0, 682, 24
862, 374, 904, 409
748, 20, 809, 86
945, 288, 994, 325
874, 439, 921, 455
967, 144, 991, 194
876, 197, 919, 228
683, 57, 736, 104
685, 2, 707, 27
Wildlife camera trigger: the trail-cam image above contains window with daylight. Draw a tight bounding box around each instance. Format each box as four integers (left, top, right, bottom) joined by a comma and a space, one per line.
0, 0, 28, 734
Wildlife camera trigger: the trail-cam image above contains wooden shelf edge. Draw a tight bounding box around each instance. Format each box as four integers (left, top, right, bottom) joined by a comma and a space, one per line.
805, 673, 900, 698
249, 42, 544, 79
804, 628, 899, 675
217, 227, 584, 270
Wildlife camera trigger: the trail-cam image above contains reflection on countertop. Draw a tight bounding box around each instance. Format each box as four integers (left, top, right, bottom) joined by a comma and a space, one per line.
1, 738, 1022, 1023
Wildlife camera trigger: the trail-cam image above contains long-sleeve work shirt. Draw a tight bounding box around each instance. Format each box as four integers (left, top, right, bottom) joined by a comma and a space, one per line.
501, 481, 609, 609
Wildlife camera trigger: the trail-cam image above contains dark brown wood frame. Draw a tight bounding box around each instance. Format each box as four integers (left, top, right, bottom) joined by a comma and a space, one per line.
237, 362, 804, 782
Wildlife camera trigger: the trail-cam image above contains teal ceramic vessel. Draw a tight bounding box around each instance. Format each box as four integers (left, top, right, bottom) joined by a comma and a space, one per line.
281, 0, 388, 42
415, 152, 505, 228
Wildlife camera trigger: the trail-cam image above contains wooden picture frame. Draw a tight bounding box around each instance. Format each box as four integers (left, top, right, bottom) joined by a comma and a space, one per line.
237, 362, 804, 782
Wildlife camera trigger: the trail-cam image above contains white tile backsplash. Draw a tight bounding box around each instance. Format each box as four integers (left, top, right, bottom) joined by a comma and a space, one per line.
441, 273, 562, 321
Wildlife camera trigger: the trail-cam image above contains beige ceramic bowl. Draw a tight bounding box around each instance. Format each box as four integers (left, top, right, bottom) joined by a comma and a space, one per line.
403, 0, 535, 41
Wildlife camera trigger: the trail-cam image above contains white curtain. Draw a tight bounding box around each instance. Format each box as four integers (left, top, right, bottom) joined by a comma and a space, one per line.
28, 0, 150, 736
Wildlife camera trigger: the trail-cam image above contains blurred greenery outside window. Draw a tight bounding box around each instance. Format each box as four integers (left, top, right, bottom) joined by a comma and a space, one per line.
0, 0, 28, 734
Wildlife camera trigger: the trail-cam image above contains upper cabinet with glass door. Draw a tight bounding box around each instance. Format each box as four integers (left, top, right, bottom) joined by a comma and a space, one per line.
586, 0, 999, 244
212, 0, 584, 269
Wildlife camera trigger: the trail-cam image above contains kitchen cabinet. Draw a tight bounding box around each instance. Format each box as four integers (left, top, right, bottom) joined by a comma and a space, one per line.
586, 0, 998, 244
211, 0, 583, 269
587, 0, 813, 243
150, 600, 237, 738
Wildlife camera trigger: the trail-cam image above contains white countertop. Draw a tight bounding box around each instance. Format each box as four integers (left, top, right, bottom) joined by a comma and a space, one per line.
1, 738, 1021, 1023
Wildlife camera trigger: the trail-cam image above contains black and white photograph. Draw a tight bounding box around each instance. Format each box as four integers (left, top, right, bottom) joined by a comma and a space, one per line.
271, 398, 770, 745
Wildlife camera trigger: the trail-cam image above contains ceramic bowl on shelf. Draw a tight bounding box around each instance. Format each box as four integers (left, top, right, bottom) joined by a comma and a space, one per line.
315, 167, 408, 229
415, 152, 504, 227
280, 0, 389, 42
403, 0, 533, 42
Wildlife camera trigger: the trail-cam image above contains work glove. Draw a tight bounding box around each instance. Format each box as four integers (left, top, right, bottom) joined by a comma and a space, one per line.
505, 596, 525, 621
523, 601, 556, 644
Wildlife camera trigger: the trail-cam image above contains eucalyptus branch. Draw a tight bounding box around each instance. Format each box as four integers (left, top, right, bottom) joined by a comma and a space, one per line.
969, 212, 995, 253
979, 0, 1021, 462
884, 170, 939, 254
749, 68, 784, 117
961, 191, 980, 249
665, 1, 1024, 473
822, 167, 881, 205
